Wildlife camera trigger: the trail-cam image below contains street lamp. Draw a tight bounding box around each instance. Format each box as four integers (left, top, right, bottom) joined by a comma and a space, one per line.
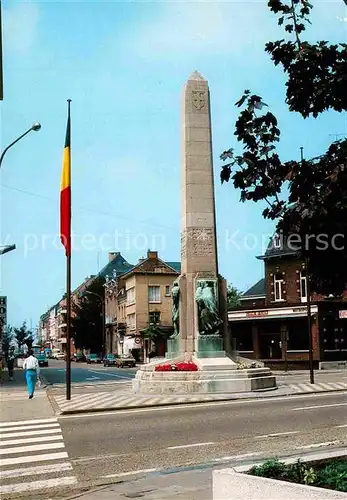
0, 122, 41, 169
84, 291, 106, 358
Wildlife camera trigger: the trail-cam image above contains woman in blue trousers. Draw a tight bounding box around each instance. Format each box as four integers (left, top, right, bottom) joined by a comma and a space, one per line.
23, 350, 40, 399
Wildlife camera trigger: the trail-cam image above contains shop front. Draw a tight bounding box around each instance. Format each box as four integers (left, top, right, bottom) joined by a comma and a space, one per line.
229, 304, 319, 367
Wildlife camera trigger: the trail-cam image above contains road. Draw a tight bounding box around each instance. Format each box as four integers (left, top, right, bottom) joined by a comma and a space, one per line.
41, 359, 136, 385
1, 375, 346, 499
58, 391, 347, 486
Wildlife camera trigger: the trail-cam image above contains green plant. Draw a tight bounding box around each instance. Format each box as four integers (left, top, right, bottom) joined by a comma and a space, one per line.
315, 461, 347, 492
303, 467, 317, 485
249, 458, 286, 479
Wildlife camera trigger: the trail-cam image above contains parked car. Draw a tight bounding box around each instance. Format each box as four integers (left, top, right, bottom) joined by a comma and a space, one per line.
103, 354, 117, 367
55, 352, 65, 360
86, 354, 101, 364
115, 353, 136, 368
36, 352, 49, 367
72, 353, 86, 362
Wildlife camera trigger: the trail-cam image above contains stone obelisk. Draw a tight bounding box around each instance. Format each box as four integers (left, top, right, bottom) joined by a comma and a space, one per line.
178, 71, 227, 358
132, 71, 276, 393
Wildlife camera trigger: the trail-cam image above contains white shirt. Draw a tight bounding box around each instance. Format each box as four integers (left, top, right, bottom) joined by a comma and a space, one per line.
23, 356, 40, 374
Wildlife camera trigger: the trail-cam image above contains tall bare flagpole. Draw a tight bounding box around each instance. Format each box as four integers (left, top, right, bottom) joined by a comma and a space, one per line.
300, 146, 314, 384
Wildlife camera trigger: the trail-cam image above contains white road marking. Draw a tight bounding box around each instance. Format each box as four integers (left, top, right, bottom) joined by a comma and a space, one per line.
292, 403, 347, 411
298, 441, 340, 449
215, 452, 263, 462
0, 476, 77, 494
0, 418, 57, 428
0, 462, 73, 479
58, 391, 347, 420
85, 377, 101, 380
102, 468, 157, 478
0, 428, 62, 439
167, 442, 215, 450
88, 370, 132, 379
0, 441, 65, 455
255, 431, 300, 439
0, 435, 64, 446
335, 424, 347, 428
0, 423, 60, 433
0, 451, 68, 466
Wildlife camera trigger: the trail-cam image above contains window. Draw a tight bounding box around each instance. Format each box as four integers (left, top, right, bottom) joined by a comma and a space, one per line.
126, 287, 135, 305
273, 234, 281, 249
274, 272, 284, 301
165, 285, 171, 296
300, 270, 307, 303
149, 311, 160, 325
127, 313, 136, 329
148, 286, 160, 303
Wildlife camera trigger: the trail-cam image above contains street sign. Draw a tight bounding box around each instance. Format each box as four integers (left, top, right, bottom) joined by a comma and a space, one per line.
339, 310, 347, 319
0, 296, 7, 325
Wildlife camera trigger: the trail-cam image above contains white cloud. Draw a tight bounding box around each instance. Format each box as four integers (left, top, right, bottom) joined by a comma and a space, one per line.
3, 1, 40, 56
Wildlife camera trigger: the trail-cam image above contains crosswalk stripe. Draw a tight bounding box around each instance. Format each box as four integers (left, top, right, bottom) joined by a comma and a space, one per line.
0, 423, 60, 433
319, 382, 334, 390
0, 462, 73, 479
0, 441, 65, 456
0, 435, 64, 447
333, 382, 347, 389
0, 476, 77, 494
0, 418, 57, 428
0, 451, 69, 467
0, 428, 62, 439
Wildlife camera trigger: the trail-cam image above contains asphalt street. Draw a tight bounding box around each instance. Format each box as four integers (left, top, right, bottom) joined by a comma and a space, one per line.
41, 359, 136, 385
58, 391, 347, 486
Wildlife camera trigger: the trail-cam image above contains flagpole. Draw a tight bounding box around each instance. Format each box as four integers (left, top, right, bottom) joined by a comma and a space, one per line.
66, 99, 72, 400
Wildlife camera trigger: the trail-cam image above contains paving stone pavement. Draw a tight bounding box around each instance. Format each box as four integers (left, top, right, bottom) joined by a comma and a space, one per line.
50, 381, 347, 414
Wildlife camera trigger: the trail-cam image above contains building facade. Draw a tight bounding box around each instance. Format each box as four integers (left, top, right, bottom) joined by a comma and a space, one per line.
105, 250, 180, 362
228, 235, 347, 368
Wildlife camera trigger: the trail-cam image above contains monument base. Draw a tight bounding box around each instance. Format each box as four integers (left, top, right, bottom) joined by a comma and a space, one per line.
132, 354, 277, 395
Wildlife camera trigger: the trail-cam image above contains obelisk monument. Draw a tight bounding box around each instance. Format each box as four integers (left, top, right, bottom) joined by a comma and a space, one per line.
172, 70, 228, 359
132, 71, 276, 393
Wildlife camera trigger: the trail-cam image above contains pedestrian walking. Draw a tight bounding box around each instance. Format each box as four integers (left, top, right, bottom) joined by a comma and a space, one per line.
6, 346, 15, 381
23, 350, 40, 399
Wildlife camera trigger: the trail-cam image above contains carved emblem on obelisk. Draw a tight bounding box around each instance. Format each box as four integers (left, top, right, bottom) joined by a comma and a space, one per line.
192, 91, 205, 110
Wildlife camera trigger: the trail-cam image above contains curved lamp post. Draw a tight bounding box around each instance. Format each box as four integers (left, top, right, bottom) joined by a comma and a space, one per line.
0, 122, 41, 169
84, 291, 106, 358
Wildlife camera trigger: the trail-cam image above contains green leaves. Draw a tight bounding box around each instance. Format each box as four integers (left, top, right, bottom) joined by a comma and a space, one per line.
220, 0, 347, 296
71, 278, 105, 351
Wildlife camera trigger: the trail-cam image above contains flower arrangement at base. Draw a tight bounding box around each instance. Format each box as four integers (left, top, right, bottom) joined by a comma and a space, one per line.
155, 361, 198, 372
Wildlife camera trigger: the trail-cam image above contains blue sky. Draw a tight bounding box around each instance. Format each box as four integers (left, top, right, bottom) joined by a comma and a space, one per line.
1, 0, 346, 328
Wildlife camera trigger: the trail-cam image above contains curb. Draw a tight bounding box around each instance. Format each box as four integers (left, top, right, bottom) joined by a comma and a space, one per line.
53, 386, 347, 416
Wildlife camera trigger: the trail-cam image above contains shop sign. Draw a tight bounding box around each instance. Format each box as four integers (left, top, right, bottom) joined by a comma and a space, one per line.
246, 310, 269, 318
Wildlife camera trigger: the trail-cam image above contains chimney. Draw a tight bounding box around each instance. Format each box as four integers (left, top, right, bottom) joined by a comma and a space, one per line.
109, 252, 120, 262
147, 250, 158, 259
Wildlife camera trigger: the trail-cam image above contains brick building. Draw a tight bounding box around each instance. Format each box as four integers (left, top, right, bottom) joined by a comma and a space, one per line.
228, 235, 347, 368
105, 250, 180, 362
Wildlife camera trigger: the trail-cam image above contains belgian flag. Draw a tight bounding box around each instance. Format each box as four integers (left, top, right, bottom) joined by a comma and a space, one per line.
60, 101, 71, 256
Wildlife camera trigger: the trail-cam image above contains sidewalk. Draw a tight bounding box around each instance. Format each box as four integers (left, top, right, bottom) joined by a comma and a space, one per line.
48, 380, 347, 415
59, 447, 347, 500
0, 369, 55, 422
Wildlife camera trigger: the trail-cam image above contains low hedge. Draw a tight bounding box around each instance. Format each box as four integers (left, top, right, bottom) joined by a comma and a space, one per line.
249, 458, 347, 492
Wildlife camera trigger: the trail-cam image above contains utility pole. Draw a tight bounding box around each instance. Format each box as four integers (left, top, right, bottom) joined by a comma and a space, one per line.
300, 146, 314, 384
